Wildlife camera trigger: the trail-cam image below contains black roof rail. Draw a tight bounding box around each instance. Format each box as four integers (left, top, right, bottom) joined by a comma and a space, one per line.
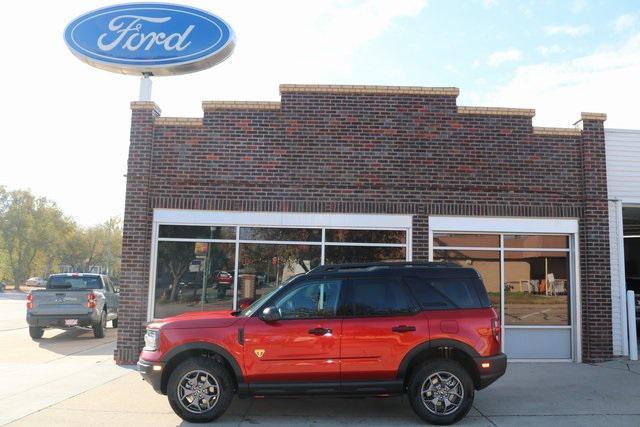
308, 261, 461, 274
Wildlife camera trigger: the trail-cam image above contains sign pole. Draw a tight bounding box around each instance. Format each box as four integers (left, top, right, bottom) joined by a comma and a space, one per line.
139, 73, 153, 101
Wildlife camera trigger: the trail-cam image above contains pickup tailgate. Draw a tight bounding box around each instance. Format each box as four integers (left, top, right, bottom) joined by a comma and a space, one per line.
30, 290, 90, 316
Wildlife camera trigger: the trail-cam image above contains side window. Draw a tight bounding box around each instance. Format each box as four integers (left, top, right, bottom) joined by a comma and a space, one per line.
404, 276, 482, 310
347, 277, 415, 316
273, 279, 342, 319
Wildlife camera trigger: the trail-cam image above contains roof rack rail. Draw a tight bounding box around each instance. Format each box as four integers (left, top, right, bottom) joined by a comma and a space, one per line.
309, 261, 461, 274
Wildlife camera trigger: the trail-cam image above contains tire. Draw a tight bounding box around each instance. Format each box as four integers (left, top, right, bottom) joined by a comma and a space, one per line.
408, 359, 474, 425
112, 318, 118, 328
167, 356, 234, 423
29, 326, 44, 340
92, 310, 106, 338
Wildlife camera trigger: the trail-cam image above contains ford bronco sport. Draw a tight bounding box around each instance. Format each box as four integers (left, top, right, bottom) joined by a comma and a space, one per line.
138, 262, 506, 425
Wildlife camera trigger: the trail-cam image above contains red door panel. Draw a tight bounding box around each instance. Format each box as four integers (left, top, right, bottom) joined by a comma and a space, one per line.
243, 317, 341, 382
341, 312, 429, 381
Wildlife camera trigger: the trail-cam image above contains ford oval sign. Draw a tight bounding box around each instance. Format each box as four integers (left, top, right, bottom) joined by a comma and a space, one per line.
64, 3, 235, 76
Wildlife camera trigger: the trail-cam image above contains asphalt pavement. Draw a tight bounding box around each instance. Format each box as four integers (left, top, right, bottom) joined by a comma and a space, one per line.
1, 292, 639, 426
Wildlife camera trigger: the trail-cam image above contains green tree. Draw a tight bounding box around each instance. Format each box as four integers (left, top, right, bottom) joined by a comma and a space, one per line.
0, 186, 72, 290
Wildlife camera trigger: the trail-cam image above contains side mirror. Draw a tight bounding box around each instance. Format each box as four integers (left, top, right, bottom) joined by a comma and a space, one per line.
259, 306, 281, 323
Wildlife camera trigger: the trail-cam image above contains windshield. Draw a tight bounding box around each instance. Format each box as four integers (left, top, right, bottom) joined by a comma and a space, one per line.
239, 274, 303, 317
47, 275, 103, 290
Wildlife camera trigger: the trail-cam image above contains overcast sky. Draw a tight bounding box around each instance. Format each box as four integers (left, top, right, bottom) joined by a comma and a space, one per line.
2, 0, 639, 225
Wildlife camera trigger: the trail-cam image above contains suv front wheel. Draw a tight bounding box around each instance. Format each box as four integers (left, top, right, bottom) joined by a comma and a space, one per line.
167, 356, 234, 423
408, 359, 474, 425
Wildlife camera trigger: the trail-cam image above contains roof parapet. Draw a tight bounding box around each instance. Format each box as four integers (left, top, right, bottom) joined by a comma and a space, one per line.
457, 106, 535, 117
280, 84, 459, 96
580, 112, 607, 121
533, 127, 582, 136
155, 117, 203, 126
202, 101, 281, 110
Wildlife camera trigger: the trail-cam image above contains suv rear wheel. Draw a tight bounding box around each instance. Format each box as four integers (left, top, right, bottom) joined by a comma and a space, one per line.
29, 326, 44, 340
167, 356, 234, 423
408, 359, 474, 425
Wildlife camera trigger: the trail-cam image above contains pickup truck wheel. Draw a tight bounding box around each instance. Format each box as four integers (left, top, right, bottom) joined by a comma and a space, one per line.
92, 310, 106, 338
111, 318, 118, 328
167, 356, 234, 423
408, 359, 474, 425
29, 326, 44, 340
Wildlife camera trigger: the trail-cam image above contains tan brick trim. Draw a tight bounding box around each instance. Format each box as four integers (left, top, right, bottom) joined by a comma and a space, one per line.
155, 117, 203, 126
279, 84, 459, 96
202, 101, 281, 110
130, 101, 161, 114
581, 112, 607, 121
458, 106, 535, 117
533, 127, 582, 136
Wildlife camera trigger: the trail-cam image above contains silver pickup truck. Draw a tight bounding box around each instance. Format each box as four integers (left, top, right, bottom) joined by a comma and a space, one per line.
26, 273, 119, 340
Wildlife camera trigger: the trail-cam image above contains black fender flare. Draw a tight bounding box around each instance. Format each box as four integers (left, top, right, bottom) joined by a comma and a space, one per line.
160, 341, 244, 384
397, 339, 481, 380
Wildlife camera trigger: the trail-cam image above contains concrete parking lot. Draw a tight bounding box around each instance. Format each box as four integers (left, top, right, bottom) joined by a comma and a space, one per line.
1, 292, 639, 426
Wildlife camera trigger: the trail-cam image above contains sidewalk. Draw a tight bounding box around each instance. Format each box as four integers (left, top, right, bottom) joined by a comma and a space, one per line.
7, 359, 640, 426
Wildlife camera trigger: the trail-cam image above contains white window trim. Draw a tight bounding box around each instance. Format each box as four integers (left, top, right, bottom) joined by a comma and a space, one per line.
147, 210, 413, 321
428, 215, 581, 362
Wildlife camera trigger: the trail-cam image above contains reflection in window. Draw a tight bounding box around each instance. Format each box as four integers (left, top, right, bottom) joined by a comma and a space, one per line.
325, 229, 405, 244
239, 243, 321, 305
154, 241, 235, 318
504, 235, 569, 249
504, 251, 569, 325
274, 280, 342, 319
239, 227, 321, 242
158, 225, 236, 240
433, 234, 499, 248
433, 250, 501, 314
324, 246, 406, 264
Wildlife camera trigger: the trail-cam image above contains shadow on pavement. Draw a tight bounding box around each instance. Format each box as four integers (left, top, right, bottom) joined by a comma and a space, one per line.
35, 326, 117, 356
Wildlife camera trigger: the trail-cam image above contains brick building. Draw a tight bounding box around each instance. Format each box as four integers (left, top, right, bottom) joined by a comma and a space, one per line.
116, 84, 612, 364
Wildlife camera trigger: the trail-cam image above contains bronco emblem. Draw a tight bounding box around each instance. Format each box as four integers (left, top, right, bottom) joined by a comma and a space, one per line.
254, 349, 265, 358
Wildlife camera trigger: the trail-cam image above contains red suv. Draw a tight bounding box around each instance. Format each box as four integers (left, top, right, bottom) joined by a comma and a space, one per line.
138, 262, 506, 425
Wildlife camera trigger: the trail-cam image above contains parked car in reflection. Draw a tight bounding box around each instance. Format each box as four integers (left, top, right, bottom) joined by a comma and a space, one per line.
212, 271, 233, 299
25, 277, 46, 287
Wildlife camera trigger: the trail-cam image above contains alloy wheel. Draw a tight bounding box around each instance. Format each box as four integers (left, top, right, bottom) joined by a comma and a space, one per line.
177, 370, 220, 414
420, 371, 464, 416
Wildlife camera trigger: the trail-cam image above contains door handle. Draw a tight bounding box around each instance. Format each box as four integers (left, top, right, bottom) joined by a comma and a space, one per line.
308, 327, 331, 336
392, 325, 416, 333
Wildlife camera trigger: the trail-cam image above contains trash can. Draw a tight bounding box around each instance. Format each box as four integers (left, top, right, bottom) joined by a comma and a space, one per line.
241, 274, 256, 299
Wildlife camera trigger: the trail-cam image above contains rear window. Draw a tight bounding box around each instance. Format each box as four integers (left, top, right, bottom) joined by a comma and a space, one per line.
346, 277, 416, 316
404, 276, 487, 310
47, 276, 103, 290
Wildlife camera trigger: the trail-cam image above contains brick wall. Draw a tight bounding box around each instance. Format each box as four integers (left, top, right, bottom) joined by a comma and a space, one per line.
115, 85, 611, 363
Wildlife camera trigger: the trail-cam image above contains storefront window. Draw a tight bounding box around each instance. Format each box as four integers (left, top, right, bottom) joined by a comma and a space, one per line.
433, 250, 501, 313
239, 243, 321, 304
325, 229, 406, 244
154, 241, 235, 318
239, 227, 321, 242
504, 235, 569, 249
158, 225, 235, 239
433, 233, 499, 248
504, 251, 570, 325
153, 223, 408, 318
325, 246, 406, 264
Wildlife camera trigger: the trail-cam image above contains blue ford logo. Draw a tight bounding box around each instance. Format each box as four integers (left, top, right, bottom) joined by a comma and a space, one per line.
64, 3, 235, 76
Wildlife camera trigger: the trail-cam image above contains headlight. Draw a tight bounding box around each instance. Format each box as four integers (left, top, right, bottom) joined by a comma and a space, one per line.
143, 329, 160, 351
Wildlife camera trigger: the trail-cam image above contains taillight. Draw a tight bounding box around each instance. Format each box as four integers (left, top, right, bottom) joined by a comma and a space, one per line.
87, 292, 96, 309
491, 318, 501, 343
26, 293, 33, 310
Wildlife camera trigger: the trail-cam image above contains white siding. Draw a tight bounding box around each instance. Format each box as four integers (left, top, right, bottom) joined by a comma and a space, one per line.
606, 129, 640, 202
605, 129, 639, 357
609, 201, 624, 355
